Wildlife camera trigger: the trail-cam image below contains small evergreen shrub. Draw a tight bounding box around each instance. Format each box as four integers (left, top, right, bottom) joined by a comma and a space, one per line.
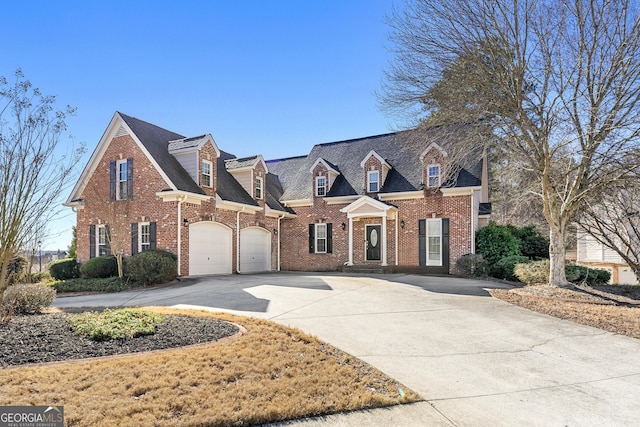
494, 255, 530, 281
507, 225, 550, 259
476, 223, 521, 277
456, 253, 488, 277
51, 277, 129, 293
125, 250, 177, 286
514, 260, 550, 284
80, 256, 118, 279
565, 266, 611, 286
67, 308, 165, 340
2, 283, 56, 314
18, 271, 52, 284
49, 258, 80, 280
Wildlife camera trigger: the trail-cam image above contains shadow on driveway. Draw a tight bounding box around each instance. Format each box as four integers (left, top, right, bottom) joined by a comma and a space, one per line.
382, 274, 517, 297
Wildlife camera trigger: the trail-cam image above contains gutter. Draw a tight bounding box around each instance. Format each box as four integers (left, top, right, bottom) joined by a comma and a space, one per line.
177, 195, 186, 276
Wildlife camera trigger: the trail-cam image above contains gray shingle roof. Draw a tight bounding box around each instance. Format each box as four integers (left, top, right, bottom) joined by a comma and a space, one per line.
168, 134, 208, 152
216, 151, 259, 206
225, 156, 260, 170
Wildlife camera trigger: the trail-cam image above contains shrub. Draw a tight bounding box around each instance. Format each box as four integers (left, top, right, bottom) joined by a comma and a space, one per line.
19, 271, 52, 284
125, 250, 177, 286
49, 258, 80, 280
494, 255, 530, 281
51, 277, 130, 293
456, 253, 488, 277
67, 308, 165, 340
2, 283, 56, 314
514, 259, 550, 284
80, 256, 118, 279
508, 225, 550, 259
476, 223, 521, 276
565, 266, 611, 286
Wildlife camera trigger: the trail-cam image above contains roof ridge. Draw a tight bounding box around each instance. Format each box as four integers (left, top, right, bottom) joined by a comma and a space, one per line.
117, 112, 185, 139
313, 131, 400, 149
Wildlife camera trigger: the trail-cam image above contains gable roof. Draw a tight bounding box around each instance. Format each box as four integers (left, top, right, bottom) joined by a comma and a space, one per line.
216, 151, 260, 207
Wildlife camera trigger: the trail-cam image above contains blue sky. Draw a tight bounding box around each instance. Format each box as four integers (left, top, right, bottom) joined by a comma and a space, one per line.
0, 0, 401, 251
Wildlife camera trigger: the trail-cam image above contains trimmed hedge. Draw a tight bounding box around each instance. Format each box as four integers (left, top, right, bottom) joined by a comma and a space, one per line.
125, 250, 177, 286
67, 308, 165, 341
494, 255, 530, 281
566, 265, 611, 286
2, 283, 56, 314
80, 256, 118, 279
456, 253, 488, 277
514, 260, 611, 285
49, 258, 80, 280
51, 277, 130, 293
476, 223, 521, 276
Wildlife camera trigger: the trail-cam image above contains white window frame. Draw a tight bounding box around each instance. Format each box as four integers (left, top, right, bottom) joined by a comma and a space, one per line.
315, 223, 327, 253
116, 159, 128, 200
316, 176, 327, 196
201, 160, 213, 188
427, 165, 441, 188
97, 224, 108, 257
255, 176, 263, 199
367, 170, 380, 192
139, 222, 151, 252
426, 219, 442, 266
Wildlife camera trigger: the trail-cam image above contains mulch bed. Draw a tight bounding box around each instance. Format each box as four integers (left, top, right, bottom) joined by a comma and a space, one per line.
0, 313, 239, 368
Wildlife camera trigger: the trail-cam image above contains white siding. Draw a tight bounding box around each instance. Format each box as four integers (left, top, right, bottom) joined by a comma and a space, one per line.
174, 152, 198, 183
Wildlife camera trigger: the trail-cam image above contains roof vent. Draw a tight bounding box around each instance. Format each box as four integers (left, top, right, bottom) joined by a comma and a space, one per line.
115, 125, 128, 138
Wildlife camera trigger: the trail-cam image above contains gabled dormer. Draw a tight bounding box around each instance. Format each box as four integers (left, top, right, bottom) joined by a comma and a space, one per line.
225, 155, 268, 201
310, 158, 340, 197
168, 134, 221, 192
360, 150, 391, 193
420, 142, 447, 189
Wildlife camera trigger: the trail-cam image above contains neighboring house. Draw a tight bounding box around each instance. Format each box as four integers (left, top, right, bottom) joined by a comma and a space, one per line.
576, 228, 638, 284
65, 112, 491, 276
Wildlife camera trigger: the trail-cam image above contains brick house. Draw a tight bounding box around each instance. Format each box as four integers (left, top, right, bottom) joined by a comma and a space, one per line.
65, 112, 491, 275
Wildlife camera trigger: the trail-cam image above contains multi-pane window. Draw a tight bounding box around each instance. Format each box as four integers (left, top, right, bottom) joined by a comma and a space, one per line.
117, 159, 128, 200
201, 160, 212, 187
255, 176, 263, 199
97, 225, 108, 257
427, 165, 441, 188
426, 219, 442, 266
315, 223, 327, 253
139, 223, 151, 252
368, 171, 380, 192
316, 176, 326, 196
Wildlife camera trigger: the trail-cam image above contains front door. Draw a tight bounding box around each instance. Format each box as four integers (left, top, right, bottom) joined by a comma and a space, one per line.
366, 225, 381, 261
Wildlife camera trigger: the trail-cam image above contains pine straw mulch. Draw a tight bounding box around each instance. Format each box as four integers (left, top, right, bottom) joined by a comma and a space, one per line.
489, 284, 640, 338
0, 307, 419, 426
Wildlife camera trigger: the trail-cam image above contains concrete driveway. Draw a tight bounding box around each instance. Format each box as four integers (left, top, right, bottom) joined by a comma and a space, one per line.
54, 273, 640, 426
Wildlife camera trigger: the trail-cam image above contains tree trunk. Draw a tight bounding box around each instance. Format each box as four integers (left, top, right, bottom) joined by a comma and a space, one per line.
549, 226, 569, 286
115, 253, 124, 279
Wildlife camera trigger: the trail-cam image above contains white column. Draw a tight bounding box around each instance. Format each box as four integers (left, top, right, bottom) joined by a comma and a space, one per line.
381, 214, 388, 266
348, 217, 354, 266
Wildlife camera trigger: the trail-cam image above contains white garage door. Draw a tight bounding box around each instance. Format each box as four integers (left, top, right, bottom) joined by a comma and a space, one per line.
240, 227, 271, 273
189, 221, 232, 275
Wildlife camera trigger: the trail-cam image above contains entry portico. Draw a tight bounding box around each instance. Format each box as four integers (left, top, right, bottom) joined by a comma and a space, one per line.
340, 196, 398, 266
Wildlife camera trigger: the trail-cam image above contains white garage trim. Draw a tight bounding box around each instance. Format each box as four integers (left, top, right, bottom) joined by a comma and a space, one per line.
239, 227, 272, 273
188, 221, 233, 275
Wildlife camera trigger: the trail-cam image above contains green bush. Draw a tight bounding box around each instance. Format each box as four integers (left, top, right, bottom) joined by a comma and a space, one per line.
80, 256, 118, 279
67, 308, 165, 341
51, 277, 130, 293
18, 271, 52, 284
514, 259, 550, 284
494, 255, 530, 281
476, 223, 521, 276
507, 225, 549, 259
125, 250, 177, 286
565, 265, 611, 286
49, 258, 80, 280
2, 283, 56, 314
455, 253, 488, 277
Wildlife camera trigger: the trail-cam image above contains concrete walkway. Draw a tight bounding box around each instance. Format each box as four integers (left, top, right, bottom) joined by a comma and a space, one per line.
55, 273, 640, 426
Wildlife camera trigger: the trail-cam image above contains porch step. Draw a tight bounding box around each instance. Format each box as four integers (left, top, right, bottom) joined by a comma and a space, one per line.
339, 265, 391, 274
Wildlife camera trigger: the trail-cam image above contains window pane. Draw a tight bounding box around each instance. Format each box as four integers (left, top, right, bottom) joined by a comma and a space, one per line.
315, 224, 327, 253
428, 220, 440, 235
368, 171, 379, 192
317, 177, 326, 196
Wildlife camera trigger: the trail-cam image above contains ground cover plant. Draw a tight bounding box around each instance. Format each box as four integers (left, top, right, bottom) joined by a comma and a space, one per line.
0, 307, 419, 426
67, 308, 165, 340
490, 285, 640, 339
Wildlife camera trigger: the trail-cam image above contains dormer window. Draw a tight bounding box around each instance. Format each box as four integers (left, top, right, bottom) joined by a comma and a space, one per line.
255, 176, 263, 199
367, 171, 380, 193
427, 165, 441, 188
201, 160, 213, 187
316, 176, 327, 196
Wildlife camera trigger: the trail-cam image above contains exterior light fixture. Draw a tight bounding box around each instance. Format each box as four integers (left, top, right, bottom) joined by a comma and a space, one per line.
400, 220, 405, 229
183, 218, 189, 227
341, 222, 346, 230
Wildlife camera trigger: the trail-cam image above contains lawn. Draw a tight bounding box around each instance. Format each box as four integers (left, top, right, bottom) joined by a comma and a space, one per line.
0, 307, 419, 426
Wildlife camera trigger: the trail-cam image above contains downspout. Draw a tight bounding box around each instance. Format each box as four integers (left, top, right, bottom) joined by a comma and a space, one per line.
277, 213, 285, 271
236, 207, 245, 273
177, 195, 186, 276
470, 191, 475, 254
395, 215, 399, 266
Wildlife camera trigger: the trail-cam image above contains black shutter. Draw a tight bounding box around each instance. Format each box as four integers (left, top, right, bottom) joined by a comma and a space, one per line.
104, 225, 111, 255
418, 219, 426, 266
309, 224, 315, 253
126, 158, 133, 199
131, 223, 138, 255
149, 222, 157, 250
327, 223, 333, 254
442, 218, 450, 272
109, 161, 116, 200
89, 225, 96, 259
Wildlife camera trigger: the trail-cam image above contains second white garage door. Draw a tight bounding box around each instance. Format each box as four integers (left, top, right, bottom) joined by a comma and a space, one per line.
189, 221, 232, 275
240, 227, 271, 273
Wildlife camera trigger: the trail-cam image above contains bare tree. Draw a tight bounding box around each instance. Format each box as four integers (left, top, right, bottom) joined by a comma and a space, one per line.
0, 69, 83, 305
381, 0, 640, 286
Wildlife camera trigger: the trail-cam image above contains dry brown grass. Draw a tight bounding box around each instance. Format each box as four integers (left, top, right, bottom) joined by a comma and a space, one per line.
490, 285, 640, 339
0, 307, 419, 426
